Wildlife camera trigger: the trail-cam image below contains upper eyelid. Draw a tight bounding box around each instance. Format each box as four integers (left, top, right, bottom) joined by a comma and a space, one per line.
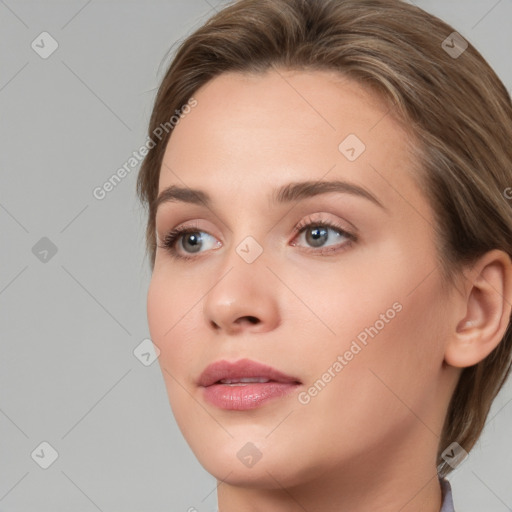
158, 211, 357, 234
294, 214, 356, 233
162, 216, 351, 237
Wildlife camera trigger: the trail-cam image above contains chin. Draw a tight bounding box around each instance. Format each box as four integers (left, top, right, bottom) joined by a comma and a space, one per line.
188, 435, 320, 490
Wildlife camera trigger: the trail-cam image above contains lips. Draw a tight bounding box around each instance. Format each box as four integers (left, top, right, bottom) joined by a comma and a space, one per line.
198, 358, 301, 387
198, 359, 301, 410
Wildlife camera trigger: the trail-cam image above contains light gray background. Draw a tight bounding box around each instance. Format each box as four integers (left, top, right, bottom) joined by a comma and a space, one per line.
1, 1, 511, 511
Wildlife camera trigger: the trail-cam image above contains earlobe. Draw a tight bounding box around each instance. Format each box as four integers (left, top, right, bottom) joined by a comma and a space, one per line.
444, 250, 512, 368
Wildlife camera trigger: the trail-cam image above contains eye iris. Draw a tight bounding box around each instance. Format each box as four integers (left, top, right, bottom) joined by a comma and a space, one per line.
306, 226, 328, 247
182, 232, 202, 253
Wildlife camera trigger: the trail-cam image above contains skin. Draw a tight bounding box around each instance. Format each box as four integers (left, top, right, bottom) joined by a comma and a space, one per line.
146, 68, 512, 512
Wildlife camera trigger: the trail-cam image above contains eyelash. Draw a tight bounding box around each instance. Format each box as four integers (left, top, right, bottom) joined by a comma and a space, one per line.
157, 216, 357, 261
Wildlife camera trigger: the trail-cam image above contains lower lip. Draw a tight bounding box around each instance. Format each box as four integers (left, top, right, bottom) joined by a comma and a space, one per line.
202, 382, 300, 410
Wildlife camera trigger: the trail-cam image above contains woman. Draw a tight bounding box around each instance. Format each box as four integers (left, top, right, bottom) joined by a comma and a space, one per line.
136, 0, 512, 510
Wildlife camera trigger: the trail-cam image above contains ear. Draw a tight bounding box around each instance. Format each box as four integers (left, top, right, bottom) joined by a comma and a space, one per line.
444, 249, 512, 368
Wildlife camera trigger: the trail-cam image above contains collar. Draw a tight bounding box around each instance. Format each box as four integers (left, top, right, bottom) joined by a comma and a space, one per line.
440, 477, 455, 512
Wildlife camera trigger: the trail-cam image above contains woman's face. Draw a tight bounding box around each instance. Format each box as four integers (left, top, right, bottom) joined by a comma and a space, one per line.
147, 69, 458, 488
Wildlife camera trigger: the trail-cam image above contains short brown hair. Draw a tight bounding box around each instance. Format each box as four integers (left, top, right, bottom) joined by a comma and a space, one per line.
136, 0, 512, 477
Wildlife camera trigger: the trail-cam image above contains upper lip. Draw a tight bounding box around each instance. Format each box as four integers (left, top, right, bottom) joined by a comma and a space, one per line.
198, 358, 301, 387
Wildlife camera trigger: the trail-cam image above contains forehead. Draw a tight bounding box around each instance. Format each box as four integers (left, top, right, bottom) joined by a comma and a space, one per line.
157, 69, 429, 221
163, 69, 394, 167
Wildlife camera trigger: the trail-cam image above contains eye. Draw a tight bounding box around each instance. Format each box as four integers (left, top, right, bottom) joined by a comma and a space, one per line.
157, 215, 356, 261
157, 225, 220, 261
291, 215, 356, 255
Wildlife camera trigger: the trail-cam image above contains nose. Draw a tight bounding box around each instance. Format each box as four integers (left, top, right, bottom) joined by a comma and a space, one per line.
203, 257, 281, 336
209, 309, 265, 332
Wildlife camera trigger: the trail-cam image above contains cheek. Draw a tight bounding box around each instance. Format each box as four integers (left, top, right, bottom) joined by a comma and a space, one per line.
314, 254, 448, 411
147, 268, 196, 338
343, 274, 448, 415
298, 284, 448, 460
147, 275, 200, 417
147, 275, 170, 342
147, 273, 195, 368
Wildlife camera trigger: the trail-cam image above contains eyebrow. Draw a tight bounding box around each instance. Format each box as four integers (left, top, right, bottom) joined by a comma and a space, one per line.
153, 180, 386, 212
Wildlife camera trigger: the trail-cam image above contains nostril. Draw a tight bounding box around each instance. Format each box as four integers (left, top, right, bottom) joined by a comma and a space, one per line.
239, 316, 259, 324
